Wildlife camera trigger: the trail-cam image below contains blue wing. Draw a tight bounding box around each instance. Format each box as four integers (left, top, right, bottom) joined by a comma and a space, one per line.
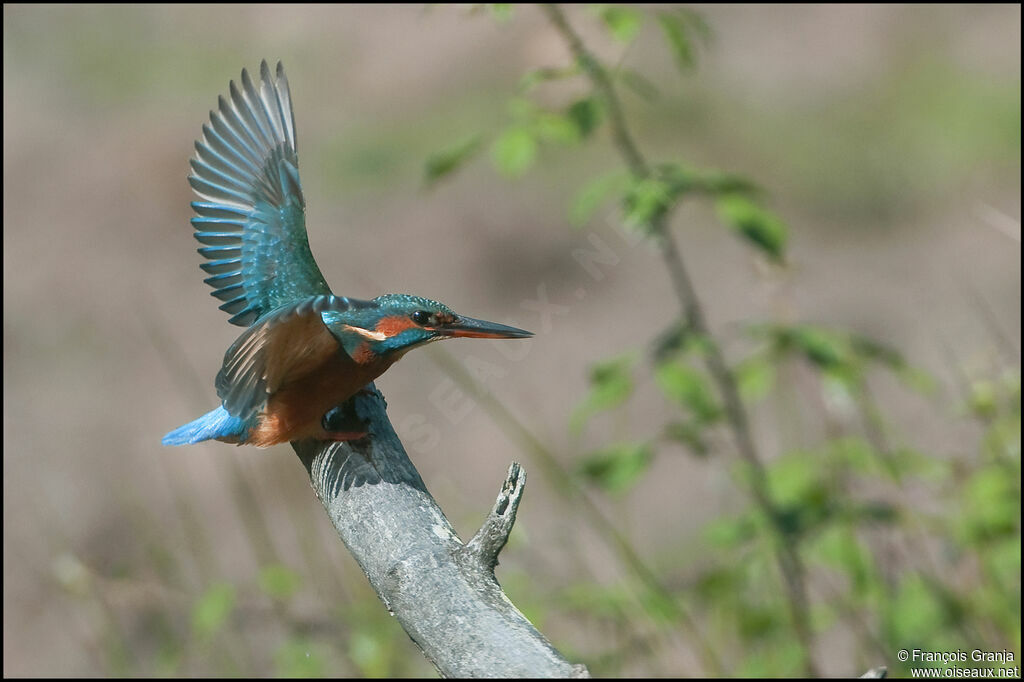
215, 294, 377, 421
190, 60, 331, 326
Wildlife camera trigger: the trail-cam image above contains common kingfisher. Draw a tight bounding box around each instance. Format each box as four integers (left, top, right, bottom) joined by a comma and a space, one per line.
163, 61, 531, 448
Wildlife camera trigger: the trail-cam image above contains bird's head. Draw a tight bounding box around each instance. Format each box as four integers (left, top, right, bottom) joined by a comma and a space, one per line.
324, 293, 532, 362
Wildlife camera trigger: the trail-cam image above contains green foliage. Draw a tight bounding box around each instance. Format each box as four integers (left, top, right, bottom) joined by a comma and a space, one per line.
656, 8, 712, 74
735, 354, 776, 403
191, 583, 236, 642
347, 631, 391, 678
655, 361, 721, 423
594, 5, 643, 44
424, 134, 483, 186
519, 64, 580, 92
570, 354, 636, 433
576, 442, 654, 494
259, 563, 302, 600
663, 419, 710, 456
533, 110, 581, 145
566, 96, 605, 139
569, 171, 629, 227
959, 465, 1020, 543
419, 4, 1021, 678
486, 4, 513, 22
274, 637, 328, 678
491, 126, 537, 178
340, 599, 421, 677
716, 195, 788, 262
622, 177, 674, 232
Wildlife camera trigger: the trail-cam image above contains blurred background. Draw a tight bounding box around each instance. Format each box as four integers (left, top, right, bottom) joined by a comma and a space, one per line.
3, 4, 1019, 677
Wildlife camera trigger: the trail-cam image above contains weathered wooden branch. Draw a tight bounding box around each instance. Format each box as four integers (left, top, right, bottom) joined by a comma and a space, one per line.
292, 385, 589, 678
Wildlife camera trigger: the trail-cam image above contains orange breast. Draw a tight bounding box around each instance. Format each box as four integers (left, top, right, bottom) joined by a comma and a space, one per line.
246, 351, 393, 447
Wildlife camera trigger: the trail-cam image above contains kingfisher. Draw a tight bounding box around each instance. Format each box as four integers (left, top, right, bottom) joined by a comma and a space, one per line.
163, 61, 531, 448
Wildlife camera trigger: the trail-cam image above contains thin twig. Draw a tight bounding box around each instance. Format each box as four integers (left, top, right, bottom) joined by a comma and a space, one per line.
540, 4, 820, 675
428, 345, 725, 676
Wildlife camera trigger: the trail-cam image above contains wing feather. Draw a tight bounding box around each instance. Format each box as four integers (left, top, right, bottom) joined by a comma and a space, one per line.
215, 295, 377, 420
190, 61, 331, 326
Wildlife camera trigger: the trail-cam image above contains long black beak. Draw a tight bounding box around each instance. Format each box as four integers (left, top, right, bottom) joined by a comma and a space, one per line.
438, 316, 533, 339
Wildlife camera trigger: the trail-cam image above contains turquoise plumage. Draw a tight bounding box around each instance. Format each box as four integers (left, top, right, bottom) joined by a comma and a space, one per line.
164, 62, 531, 448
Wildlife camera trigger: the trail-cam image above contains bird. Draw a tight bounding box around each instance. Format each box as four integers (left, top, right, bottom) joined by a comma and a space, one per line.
163, 61, 532, 448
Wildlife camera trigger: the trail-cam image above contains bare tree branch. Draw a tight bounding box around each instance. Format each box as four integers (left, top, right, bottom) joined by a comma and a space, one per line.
292, 386, 589, 678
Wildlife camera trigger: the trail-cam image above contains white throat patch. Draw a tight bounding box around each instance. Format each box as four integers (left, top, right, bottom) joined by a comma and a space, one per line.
342, 324, 388, 341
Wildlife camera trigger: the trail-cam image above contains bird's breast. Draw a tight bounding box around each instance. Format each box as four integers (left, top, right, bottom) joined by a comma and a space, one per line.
246, 348, 394, 447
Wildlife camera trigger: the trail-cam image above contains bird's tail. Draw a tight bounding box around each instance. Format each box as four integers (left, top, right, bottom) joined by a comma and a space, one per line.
162, 406, 250, 446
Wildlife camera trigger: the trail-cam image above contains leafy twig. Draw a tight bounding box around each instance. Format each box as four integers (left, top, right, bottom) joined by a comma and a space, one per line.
540, 4, 820, 676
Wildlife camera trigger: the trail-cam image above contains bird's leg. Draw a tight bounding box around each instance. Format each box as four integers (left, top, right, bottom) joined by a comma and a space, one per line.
321, 400, 370, 442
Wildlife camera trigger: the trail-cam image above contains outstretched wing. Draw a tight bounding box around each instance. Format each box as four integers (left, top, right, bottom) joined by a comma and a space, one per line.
190, 60, 331, 326
216, 295, 377, 420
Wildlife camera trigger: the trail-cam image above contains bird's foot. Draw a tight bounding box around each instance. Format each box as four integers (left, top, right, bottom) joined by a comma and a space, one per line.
322, 403, 371, 443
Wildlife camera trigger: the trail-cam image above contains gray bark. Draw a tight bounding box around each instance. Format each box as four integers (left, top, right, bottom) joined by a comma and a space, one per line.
292, 385, 590, 678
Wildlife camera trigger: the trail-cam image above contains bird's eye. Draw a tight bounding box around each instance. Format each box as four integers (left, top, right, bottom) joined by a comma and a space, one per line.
411, 310, 432, 326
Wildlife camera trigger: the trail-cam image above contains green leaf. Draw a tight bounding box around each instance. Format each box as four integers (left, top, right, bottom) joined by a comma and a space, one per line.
576, 442, 654, 494
694, 565, 743, 601
960, 467, 1019, 542
569, 171, 628, 227
656, 8, 712, 75
702, 515, 757, 548
765, 452, 835, 537
848, 334, 906, 370
506, 95, 538, 120
491, 127, 537, 178
622, 177, 673, 231
651, 323, 712, 363
888, 575, 947, 642
793, 326, 847, 370
657, 12, 697, 73
968, 380, 999, 420
886, 446, 946, 480
810, 527, 874, 594
570, 355, 636, 433
532, 111, 580, 145
693, 169, 759, 196
738, 603, 781, 640
655, 361, 721, 422
663, 419, 709, 457
424, 134, 483, 186
657, 163, 759, 198
191, 583, 235, 642
559, 581, 632, 619
736, 355, 776, 402
259, 563, 301, 600
596, 6, 643, 44
639, 585, 678, 624
716, 195, 788, 262
679, 8, 712, 40
348, 631, 391, 678
487, 4, 513, 22
766, 451, 827, 511
274, 637, 327, 678
519, 65, 579, 92
566, 96, 604, 138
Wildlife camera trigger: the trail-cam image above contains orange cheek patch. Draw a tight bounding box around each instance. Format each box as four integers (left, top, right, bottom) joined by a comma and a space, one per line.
375, 315, 416, 337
